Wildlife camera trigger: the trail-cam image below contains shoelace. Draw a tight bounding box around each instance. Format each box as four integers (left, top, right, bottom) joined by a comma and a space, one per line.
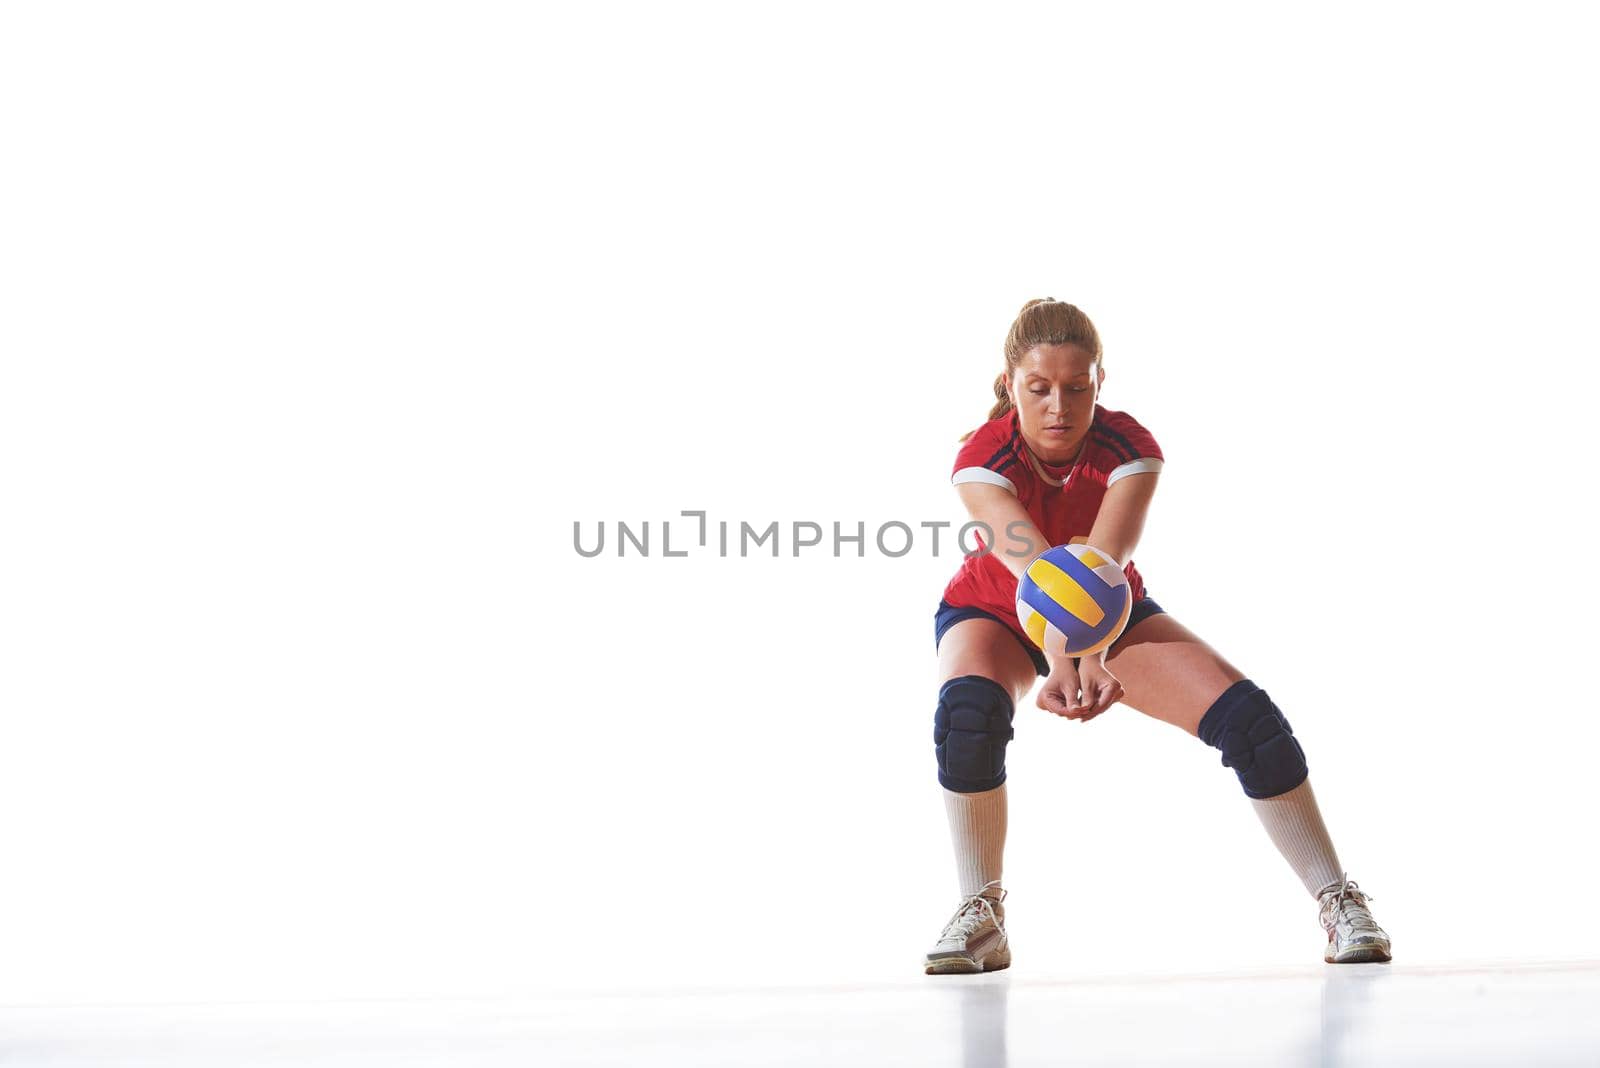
1319, 872, 1378, 929
940, 879, 1005, 941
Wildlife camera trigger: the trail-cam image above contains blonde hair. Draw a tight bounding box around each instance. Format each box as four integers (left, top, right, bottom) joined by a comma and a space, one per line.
960, 298, 1104, 441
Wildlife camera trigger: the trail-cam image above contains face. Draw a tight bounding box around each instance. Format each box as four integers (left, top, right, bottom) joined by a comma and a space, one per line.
1007, 342, 1104, 464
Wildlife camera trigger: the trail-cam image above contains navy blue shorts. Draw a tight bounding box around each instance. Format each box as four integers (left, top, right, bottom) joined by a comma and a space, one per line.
934, 595, 1167, 676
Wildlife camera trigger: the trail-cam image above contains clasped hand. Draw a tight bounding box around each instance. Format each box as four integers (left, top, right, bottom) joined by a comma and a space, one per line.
1037, 655, 1123, 722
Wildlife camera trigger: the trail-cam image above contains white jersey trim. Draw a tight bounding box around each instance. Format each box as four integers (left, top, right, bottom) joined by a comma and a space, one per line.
952, 466, 1018, 495
1107, 457, 1164, 486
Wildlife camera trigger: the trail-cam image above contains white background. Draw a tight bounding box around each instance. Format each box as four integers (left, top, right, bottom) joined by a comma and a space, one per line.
3, 1, 1597, 1004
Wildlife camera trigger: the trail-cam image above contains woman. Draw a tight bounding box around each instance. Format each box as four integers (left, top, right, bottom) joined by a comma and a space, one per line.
926, 299, 1390, 974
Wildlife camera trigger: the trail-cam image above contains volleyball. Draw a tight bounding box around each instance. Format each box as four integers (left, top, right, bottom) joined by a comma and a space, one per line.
1015, 543, 1133, 657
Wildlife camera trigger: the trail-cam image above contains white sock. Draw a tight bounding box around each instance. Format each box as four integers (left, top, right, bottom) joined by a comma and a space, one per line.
943, 784, 1006, 900
1250, 777, 1345, 898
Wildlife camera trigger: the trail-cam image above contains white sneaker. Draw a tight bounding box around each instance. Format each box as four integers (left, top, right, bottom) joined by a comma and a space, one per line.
925, 879, 1011, 975
1318, 873, 1392, 963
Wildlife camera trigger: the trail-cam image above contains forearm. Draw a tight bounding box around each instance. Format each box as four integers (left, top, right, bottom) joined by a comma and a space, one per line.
1046, 649, 1081, 675
954, 483, 1051, 581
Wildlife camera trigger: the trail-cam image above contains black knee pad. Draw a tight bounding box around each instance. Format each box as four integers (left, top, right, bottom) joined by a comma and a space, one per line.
1196, 679, 1308, 799
934, 675, 1015, 793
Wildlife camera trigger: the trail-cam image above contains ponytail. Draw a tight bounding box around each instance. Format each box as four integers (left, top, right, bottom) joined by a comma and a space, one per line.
960, 371, 1012, 443
985, 370, 1013, 422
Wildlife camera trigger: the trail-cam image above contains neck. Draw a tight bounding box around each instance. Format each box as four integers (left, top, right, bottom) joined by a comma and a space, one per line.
1028, 432, 1086, 468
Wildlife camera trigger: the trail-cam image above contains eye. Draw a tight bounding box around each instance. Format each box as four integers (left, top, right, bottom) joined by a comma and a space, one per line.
1071, 387, 1088, 393
1029, 388, 1049, 396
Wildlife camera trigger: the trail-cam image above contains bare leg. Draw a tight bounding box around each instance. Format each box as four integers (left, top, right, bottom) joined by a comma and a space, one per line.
1107, 612, 1344, 896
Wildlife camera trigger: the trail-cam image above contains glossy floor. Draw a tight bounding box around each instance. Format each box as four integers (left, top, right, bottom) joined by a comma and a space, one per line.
3, 961, 1597, 1065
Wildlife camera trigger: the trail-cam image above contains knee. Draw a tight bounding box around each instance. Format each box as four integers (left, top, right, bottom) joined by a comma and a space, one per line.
1196, 679, 1308, 799
934, 675, 1015, 793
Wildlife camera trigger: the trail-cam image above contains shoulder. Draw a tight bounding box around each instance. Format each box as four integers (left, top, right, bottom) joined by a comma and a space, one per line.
952, 410, 1028, 494
958, 410, 1015, 453
1087, 405, 1165, 485
1090, 405, 1162, 459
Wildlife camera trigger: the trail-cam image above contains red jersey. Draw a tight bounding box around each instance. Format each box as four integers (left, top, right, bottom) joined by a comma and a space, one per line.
941, 403, 1164, 645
